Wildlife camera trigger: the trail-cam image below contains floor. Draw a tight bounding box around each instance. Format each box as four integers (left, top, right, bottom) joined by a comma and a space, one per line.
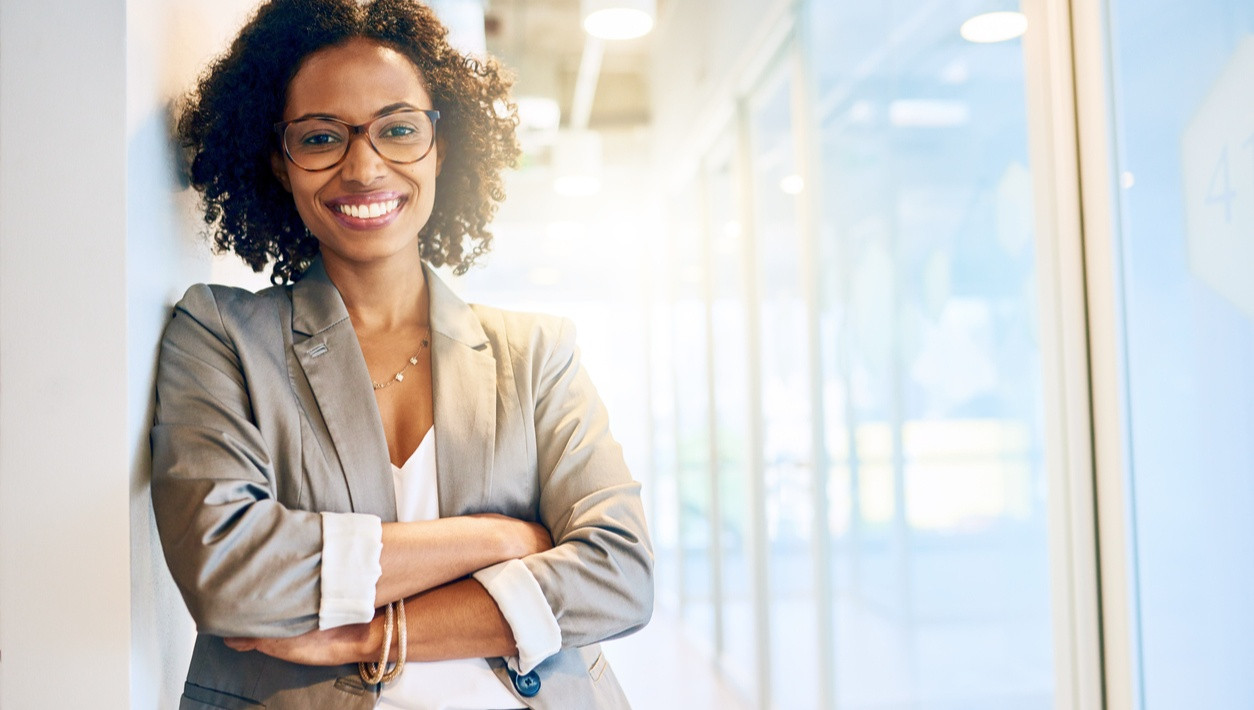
603, 608, 753, 710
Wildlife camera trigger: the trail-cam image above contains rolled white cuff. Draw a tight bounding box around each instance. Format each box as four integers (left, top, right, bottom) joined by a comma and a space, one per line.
473, 559, 562, 674
318, 512, 383, 630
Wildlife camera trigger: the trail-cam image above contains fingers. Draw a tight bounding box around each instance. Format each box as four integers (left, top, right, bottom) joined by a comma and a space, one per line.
224, 637, 259, 652
524, 521, 553, 554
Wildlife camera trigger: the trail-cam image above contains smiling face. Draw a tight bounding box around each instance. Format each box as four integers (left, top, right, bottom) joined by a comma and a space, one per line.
272, 38, 442, 272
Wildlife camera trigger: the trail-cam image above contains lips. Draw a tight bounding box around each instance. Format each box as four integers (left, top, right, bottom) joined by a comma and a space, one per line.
324, 192, 407, 229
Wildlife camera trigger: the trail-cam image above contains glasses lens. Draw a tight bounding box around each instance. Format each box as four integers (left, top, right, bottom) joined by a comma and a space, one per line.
284, 119, 349, 171
368, 111, 436, 163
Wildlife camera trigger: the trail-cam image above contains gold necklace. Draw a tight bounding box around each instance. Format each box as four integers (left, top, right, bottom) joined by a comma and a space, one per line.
371, 331, 430, 390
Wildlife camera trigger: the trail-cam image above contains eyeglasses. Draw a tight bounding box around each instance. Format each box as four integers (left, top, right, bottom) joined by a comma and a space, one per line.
274, 109, 441, 172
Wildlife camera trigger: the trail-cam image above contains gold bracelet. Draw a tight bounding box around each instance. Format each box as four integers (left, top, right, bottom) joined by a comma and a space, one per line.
358, 602, 394, 685
379, 599, 407, 683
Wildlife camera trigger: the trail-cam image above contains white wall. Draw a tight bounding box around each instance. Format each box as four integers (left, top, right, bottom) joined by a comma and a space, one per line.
0, 0, 132, 707
126, 2, 266, 707
650, 0, 792, 173
2, 0, 262, 707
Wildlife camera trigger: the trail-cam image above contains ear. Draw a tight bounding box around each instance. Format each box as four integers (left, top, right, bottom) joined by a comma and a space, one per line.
270, 151, 292, 192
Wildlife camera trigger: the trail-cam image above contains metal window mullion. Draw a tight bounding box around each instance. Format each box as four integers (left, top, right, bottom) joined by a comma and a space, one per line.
669, 198, 690, 621
1070, 0, 1141, 706
789, 10, 836, 709
700, 159, 727, 665
1020, 0, 1115, 707
735, 93, 773, 710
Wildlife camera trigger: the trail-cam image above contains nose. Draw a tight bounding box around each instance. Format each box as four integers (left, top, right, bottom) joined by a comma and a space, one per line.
337, 132, 388, 185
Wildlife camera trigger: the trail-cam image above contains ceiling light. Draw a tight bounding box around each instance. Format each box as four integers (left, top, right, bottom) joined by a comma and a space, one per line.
779, 174, 805, 195
960, 11, 1028, 43
581, 0, 656, 40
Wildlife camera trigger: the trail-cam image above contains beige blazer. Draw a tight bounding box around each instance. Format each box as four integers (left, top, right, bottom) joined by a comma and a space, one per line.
150, 258, 653, 709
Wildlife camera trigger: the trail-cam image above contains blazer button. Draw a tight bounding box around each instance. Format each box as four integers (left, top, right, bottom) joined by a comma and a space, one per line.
510, 669, 541, 697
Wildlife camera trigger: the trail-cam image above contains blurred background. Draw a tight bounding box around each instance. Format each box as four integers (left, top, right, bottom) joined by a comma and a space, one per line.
2, 0, 1252, 708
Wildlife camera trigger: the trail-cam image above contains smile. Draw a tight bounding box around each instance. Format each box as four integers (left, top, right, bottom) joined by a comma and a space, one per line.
334, 198, 401, 219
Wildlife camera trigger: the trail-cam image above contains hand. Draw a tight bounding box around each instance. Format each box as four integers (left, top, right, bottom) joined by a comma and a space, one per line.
224, 619, 380, 666
513, 519, 554, 557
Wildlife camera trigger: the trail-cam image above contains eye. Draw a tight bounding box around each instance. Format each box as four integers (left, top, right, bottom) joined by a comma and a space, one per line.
375, 116, 427, 144
300, 131, 342, 147
286, 120, 347, 153
381, 123, 416, 138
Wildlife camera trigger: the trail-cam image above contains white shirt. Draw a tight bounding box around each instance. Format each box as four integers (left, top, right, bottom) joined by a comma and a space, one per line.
318, 428, 562, 708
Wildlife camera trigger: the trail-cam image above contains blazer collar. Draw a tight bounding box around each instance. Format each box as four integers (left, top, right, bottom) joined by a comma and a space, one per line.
423, 261, 489, 350
291, 258, 350, 337
290, 257, 490, 348
289, 256, 497, 518
423, 261, 497, 517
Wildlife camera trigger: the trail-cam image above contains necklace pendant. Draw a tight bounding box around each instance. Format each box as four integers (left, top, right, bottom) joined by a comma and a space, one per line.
409, 356, 419, 365
394, 373, 404, 382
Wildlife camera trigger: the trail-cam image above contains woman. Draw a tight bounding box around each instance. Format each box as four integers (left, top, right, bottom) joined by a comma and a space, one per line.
150, 1, 653, 708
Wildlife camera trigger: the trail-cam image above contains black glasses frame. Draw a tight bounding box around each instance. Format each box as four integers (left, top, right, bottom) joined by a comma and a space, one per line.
273, 109, 441, 172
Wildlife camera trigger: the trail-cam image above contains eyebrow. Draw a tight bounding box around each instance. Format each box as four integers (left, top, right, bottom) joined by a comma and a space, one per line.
288, 102, 428, 122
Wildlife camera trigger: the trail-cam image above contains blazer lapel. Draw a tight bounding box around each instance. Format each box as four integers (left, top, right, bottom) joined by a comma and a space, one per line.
425, 262, 497, 516
290, 259, 397, 521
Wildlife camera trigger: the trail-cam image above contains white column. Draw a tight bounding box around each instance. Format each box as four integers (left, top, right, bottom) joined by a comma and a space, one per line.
0, 0, 131, 707
126, 2, 261, 707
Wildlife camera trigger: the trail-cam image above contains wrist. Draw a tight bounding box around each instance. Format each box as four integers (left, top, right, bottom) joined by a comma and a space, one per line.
359, 612, 387, 662
487, 518, 520, 559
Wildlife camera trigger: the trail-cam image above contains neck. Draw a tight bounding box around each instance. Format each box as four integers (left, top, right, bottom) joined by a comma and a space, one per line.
320, 251, 430, 334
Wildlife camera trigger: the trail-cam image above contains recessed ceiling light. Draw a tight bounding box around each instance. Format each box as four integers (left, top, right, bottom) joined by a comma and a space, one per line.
960, 11, 1028, 43
779, 174, 805, 195
582, 0, 656, 40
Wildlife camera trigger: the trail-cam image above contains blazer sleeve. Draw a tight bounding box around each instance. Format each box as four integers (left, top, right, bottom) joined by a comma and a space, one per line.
520, 318, 655, 649
150, 284, 325, 638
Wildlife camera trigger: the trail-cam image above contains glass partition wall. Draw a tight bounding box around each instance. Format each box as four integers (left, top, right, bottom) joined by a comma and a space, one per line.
806, 0, 1053, 707
705, 138, 760, 702
656, 1, 1055, 707
668, 181, 718, 652
651, 0, 1254, 707
1099, 0, 1254, 706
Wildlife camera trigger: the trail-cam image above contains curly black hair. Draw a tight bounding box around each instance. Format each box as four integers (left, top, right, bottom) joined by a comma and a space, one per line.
178, 0, 520, 283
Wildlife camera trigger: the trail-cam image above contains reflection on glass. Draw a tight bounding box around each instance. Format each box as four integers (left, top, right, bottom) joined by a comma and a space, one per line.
749, 67, 820, 710
706, 144, 758, 700
1104, 0, 1254, 705
807, 0, 1053, 707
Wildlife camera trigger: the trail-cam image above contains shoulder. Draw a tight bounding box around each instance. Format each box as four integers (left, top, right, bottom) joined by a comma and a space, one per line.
469, 303, 576, 370
167, 282, 291, 345
471, 302, 574, 347
174, 282, 289, 318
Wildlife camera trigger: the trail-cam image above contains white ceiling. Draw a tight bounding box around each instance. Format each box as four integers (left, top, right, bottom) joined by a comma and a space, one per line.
484, 0, 654, 129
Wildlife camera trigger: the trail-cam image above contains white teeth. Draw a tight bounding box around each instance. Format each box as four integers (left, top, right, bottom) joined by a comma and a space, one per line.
336, 199, 400, 219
